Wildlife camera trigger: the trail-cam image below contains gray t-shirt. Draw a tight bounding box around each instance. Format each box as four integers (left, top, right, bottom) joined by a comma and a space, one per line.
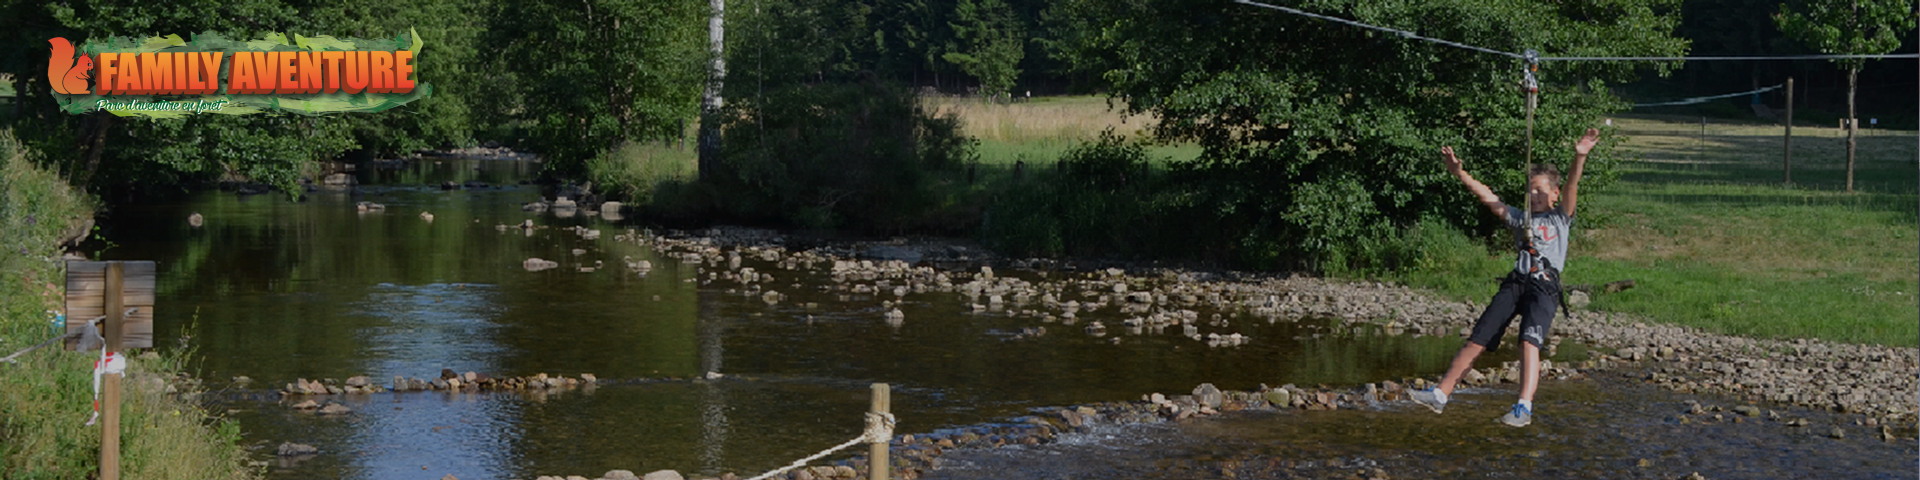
1507, 206, 1573, 277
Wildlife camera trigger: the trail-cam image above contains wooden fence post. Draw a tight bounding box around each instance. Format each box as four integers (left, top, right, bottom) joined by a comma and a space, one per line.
1784, 77, 1794, 185
870, 383, 890, 480
101, 262, 123, 480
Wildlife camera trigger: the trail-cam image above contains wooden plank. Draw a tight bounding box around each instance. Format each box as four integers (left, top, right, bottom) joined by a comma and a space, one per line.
121, 261, 154, 277
65, 261, 156, 350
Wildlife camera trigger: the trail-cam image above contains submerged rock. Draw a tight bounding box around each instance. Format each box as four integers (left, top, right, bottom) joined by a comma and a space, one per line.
276, 442, 318, 456
524, 258, 560, 272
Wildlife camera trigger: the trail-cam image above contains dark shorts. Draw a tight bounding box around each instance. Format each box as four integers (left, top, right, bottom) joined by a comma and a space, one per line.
1467, 274, 1559, 351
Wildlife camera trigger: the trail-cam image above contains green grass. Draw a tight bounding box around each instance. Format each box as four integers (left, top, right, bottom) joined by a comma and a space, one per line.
1392, 114, 1918, 347
0, 131, 258, 480
586, 140, 699, 204
930, 95, 1202, 166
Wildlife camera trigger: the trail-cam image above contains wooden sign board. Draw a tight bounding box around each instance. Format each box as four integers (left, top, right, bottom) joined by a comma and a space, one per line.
64, 261, 155, 350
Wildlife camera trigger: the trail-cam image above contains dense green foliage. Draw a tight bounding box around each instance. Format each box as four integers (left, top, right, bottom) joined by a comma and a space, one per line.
944, 0, 1026, 98
486, 0, 707, 176
1776, 0, 1915, 71
0, 0, 493, 194
1025, 0, 1690, 270
702, 0, 977, 231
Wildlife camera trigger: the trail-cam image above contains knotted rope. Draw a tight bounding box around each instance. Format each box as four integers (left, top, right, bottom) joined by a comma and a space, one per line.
741, 411, 895, 480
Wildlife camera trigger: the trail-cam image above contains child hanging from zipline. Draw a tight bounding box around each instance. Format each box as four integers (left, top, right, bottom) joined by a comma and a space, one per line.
1410, 126, 1599, 427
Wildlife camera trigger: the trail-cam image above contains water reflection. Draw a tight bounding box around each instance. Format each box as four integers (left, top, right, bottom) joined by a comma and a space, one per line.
101, 157, 1487, 480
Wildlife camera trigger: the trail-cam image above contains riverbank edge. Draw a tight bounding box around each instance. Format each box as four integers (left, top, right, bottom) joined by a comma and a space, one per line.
512, 229, 1916, 480
0, 132, 258, 480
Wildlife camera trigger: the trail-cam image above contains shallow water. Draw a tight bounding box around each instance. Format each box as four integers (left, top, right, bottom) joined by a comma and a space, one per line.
924, 376, 1919, 480
97, 158, 1512, 479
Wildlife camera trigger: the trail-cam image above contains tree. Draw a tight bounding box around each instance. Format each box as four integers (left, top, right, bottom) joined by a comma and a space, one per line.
487, 0, 706, 176
0, 0, 495, 194
699, 0, 725, 182
1043, 0, 1688, 270
0, 0, 365, 193
1777, 0, 1915, 192
944, 0, 1024, 99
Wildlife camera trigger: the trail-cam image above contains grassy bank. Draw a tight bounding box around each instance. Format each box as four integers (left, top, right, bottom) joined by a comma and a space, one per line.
0, 132, 258, 480
599, 96, 1915, 347
949, 101, 1918, 347
1391, 115, 1917, 347
586, 141, 699, 205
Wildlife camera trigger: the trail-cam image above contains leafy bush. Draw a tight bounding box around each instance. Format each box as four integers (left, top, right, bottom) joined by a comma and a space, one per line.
1034, 0, 1681, 271
707, 79, 977, 232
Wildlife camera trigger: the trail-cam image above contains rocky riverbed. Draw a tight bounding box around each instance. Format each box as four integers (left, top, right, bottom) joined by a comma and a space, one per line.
617, 228, 1916, 422
501, 227, 1915, 480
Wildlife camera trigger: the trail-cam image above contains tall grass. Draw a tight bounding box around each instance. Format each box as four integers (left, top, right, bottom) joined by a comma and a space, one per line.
924, 96, 1201, 166
585, 141, 699, 204
924, 95, 1155, 145
0, 131, 258, 480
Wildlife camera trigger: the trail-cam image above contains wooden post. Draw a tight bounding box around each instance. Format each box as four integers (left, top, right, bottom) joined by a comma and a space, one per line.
1698, 116, 1706, 166
1785, 77, 1794, 184
869, 383, 890, 480
101, 262, 123, 480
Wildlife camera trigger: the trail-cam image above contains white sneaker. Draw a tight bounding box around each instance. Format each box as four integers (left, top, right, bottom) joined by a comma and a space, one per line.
1499, 403, 1532, 427
1410, 388, 1446, 414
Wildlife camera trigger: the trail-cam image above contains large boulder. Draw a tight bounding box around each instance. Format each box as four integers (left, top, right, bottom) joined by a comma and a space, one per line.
1193, 383, 1224, 409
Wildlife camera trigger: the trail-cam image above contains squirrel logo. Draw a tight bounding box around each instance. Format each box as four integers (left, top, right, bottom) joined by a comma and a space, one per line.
47, 38, 93, 95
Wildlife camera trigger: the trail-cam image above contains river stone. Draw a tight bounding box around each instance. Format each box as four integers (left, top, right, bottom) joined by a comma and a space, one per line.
640, 472, 683, 480
1263, 389, 1292, 408
290, 399, 319, 410
345, 376, 369, 388
441, 475, 458, 480
833, 465, 856, 478
276, 442, 318, 456
1829, 427, 1846, 439
524, 258, 560, 272
1059, 409, 1084, 427
1734, 405, 1760, 417
393, 376, 409, 391
602, 470, 640, 480
318, 403, 352, 415
1463, 369, 1488, 385
1193, 383, 1224, 409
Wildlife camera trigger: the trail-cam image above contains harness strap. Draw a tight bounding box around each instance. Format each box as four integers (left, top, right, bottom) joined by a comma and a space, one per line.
1514, 223, 1574, 322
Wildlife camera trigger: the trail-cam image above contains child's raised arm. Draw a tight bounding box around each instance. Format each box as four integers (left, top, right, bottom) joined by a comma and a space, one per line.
1441, 146, 1507, 219
1562, 128, 1599, 217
